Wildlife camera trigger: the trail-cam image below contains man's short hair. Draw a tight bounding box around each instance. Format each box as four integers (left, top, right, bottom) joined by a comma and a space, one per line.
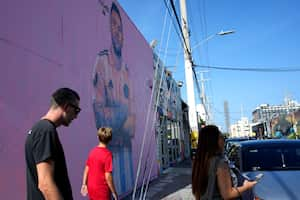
97, 127, 112, 144
51, 87, 80, 106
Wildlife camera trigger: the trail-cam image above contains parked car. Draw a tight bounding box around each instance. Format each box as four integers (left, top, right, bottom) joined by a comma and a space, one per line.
227, 139, 300, 200
224, 137, 252, 154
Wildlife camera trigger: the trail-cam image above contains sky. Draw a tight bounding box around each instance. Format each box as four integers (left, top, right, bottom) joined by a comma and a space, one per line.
118, 0, 300, 131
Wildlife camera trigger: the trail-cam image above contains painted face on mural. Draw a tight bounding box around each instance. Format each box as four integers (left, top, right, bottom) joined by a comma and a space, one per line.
110, 7, 123, 58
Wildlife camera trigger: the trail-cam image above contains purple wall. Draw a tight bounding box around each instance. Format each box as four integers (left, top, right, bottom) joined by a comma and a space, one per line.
0, 0, 157, 199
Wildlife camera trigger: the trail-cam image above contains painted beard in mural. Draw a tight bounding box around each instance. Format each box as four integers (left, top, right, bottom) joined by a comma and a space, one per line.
92, 2, 136, 194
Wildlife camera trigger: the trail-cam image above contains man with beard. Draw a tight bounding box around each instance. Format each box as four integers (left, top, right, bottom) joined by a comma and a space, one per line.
25, 88, 81, 200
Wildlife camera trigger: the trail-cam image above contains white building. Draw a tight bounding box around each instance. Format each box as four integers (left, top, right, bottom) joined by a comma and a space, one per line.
230, 117, 251, 138
252, 98, 300, 123
196, 104, 207, 123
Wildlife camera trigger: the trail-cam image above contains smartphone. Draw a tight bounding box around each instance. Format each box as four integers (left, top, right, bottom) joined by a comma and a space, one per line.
254, 173, 264, 182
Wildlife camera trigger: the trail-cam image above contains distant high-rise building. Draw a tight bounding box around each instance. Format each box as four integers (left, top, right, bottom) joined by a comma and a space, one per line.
224, 101, 230, 133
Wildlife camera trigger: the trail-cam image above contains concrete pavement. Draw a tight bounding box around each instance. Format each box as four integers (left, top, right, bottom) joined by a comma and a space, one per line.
123, 159, 195, 200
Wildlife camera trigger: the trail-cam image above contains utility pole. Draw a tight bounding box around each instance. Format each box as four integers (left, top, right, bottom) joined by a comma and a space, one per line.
179, 0, 199, 149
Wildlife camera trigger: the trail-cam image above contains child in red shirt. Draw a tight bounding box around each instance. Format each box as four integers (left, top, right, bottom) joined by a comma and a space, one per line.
81, 127, 118, 200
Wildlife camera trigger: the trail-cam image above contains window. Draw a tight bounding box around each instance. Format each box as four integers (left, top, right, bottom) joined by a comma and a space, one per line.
282, 147, 300, 168
243, 145, 300, 171
228, 145, 241, 169
244, 147, 282, 171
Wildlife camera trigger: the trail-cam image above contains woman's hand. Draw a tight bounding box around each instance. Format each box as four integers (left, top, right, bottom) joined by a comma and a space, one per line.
243, 179, 257, 190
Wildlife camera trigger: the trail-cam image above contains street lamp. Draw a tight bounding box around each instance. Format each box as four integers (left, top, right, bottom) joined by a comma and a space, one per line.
218, 29, 235, 35
192, 29, 235, 51
192, 29, 235, 124
155, 30, 235, 56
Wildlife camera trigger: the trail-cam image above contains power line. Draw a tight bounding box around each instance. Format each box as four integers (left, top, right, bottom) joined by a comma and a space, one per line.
163, 0, 192, 60
169, 0, 192, 57
189, 0, 215, 124
193, 64, 300, 72
163, 0, 186, 54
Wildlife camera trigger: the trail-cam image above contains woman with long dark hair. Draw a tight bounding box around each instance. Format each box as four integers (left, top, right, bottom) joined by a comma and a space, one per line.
192, 125, 256, 200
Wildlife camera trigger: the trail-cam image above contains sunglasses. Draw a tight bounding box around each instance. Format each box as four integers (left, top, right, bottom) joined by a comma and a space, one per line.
69, 103, 81, 115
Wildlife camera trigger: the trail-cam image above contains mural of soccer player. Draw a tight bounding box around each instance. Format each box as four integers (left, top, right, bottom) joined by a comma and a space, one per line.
92, 2, 136, 194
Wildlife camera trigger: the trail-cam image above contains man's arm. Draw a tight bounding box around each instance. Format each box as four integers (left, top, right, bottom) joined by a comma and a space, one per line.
105, 172, 118, 199
36, 160, 63, 200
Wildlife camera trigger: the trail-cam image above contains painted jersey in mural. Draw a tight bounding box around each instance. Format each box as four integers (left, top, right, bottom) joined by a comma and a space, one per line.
92, 1, 135, 194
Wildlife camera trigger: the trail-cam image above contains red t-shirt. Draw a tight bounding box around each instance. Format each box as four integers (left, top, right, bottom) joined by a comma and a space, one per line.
86, 147, 113, 200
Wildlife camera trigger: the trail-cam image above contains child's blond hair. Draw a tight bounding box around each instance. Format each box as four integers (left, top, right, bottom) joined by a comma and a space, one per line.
97, 127, 112, 144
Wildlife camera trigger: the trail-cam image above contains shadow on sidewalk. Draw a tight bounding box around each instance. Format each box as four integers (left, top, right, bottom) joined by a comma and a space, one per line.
123, 159, 193, 200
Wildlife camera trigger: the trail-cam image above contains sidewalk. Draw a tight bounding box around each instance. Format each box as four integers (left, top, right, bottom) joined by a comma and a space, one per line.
123, 159, 195, 200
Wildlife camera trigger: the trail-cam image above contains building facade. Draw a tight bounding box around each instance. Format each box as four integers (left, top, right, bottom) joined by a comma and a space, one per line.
252, 98, 300, 137
153, 53, 190, 171
230, 117, 251, 138
196, 104, 207, 124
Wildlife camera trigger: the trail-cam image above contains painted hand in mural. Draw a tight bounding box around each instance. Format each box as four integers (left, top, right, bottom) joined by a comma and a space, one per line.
123, 114, 136, 137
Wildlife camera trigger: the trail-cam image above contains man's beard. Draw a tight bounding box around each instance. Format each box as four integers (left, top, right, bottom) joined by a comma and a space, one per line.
62, 117, 71, 127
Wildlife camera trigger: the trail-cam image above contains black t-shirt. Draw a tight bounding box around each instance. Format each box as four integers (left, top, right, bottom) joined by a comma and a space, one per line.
25, 119, 73, 200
